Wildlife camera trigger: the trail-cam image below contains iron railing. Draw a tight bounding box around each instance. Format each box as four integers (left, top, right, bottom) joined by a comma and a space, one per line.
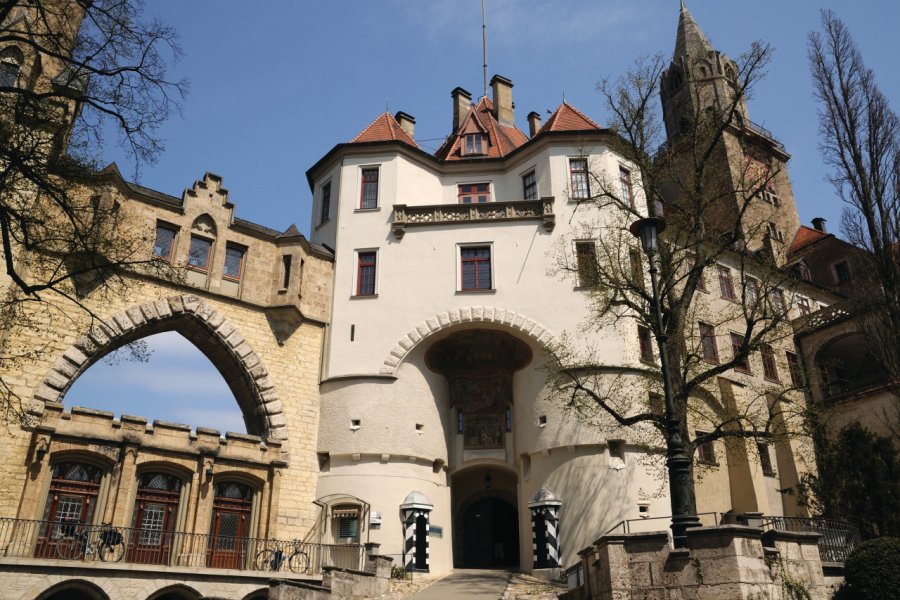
821, 371, 889, 399
604, 512, 721, 535
0, 518, 364, 575
762, 516, 861, 563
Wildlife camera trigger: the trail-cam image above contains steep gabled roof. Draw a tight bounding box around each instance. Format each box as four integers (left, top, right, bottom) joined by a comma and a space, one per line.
788, 225, 830, 253
539, 101, 602, 134
436, 96, 528, 161
351, 112, 419, 148
674, 1, 713, 59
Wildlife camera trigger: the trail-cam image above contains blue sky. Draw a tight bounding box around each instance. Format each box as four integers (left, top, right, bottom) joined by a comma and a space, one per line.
69, 1, 900, 432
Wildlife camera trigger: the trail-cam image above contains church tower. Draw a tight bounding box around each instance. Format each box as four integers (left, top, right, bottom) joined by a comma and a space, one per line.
659, 2, 800, 260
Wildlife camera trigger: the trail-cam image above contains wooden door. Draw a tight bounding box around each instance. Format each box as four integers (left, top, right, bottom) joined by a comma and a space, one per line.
35, 462, 102, 558
206, 481, 253, 569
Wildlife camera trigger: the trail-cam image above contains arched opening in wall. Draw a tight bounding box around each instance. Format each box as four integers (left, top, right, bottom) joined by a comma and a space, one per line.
65, 330, 247, 434
452, 467, 519, 568
146, 585, 201, 600
816, 333, 888, 399
35, 580, 110, 600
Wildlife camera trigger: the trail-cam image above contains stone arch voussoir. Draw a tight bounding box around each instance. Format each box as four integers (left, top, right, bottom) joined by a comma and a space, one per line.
380, 306, 558, 375
34, 294, 287, 440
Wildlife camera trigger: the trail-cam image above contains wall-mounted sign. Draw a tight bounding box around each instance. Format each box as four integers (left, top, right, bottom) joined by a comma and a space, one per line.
430, 526, 443, 538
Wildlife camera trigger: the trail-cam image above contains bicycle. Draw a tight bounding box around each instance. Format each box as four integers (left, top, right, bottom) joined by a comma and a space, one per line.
55, 521, 125, 562
254, 540, 309, 573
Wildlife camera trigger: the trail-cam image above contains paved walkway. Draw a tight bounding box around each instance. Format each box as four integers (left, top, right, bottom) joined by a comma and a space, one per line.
407, 569, 512, 599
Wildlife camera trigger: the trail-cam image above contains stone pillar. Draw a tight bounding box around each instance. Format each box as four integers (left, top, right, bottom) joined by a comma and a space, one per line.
400, 490, 433, 572
528, 487, 562, 574
761, 529, 828, 600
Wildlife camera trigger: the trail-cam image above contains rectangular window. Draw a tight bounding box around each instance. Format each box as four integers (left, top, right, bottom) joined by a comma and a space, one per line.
223, 244, 245, 281
696, 433, 716, 465
282, 255, 292, 289
833, 261, 852, 284
457, 410, 464, 434
460, 246, 492, 290
320, 181, 331, 225
761, 344, 779, 381
0, 62, 19, 88
187, 236, 212, 271
797, 296, 811, 316
770, 289, 786, 314
522, 171, 537, 200
629, 249, 645, 290
731, 333, 750, 373
463, 133, 487, 156
153, 224, 176, 261
767, 222, 783, 242
356, 252, 376, 296
746, 277, 759, 306
699, 322, 719, 364
575, 241, 598, 288
758, 442, 775, 476
619, 166, 634, 207
787, 352, 804, 387
569, 158, 590, 200
338, 516, 359, 539
718, 267, 736, 301
458, 183, 491, 204
360, 168, 379, 209
638, 326, 654, 364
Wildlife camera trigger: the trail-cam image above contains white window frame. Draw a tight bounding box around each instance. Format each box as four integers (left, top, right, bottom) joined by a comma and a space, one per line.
567, 157, 590, 201
456, 242, 495, 292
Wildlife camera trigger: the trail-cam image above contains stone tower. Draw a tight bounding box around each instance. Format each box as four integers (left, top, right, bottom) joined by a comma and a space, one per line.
659, 1, 800, 260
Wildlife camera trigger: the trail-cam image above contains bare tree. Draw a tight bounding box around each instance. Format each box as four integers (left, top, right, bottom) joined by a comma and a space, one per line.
0, 0, 186, 423
548, 44, 816, 535
808, 10, 900, 388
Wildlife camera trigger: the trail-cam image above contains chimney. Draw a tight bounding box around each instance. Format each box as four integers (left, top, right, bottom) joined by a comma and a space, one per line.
811, 217, 827, 233
395, 111, 415, 139
451, 87, 472, 133
527, 111, 542, 138
490, 74, 514, 125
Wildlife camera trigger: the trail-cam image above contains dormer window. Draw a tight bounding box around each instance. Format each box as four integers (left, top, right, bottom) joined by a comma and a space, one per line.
463, 133, 487, 156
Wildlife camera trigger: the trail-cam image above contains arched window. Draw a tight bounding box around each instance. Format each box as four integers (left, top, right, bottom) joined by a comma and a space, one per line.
207, 481, 255, 569
36, 461, 105, 558
129, 471, 183, 565
0, 46, 24, 88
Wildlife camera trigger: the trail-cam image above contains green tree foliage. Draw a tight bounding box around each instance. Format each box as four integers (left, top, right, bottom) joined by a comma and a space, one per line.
841, 537, 900, 600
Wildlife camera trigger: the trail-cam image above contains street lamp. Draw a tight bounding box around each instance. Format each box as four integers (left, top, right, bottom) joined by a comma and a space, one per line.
629, 216, 701, 548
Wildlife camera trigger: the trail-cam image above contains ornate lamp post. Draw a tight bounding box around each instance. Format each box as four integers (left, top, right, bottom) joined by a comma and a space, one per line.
629, 216, 701, 548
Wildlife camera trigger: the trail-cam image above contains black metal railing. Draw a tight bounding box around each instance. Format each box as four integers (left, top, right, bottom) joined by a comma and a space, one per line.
604, 512, 721, 535
821, 371, 889, 399
763, 516, 861, 563
0, 518, 364, 575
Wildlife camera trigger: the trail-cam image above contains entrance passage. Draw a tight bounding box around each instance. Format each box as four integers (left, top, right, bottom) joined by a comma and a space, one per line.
462, 497, 519, 568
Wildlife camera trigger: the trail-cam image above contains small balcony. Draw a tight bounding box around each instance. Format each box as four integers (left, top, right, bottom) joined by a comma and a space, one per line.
0, 518, 364, 577
392, 197, 555, 239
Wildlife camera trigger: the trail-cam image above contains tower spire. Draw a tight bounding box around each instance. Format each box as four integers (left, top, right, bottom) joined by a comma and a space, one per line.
674, 1, 713, 59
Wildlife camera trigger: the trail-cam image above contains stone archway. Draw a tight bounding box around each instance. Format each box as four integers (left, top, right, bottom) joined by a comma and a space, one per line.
35, 580, 110, 600
33, 294, 286, 439
380, 306, 558, 375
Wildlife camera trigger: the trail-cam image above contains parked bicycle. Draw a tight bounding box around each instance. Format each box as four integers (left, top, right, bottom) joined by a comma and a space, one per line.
254, 540, 309, 573
55, 520, 125, 562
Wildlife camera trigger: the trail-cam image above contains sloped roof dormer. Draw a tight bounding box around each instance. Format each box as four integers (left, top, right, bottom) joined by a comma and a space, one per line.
436, 96, 528, 161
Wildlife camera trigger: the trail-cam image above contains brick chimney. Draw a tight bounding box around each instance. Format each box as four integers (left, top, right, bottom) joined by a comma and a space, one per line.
452, 87, 472, 133
395, 111, 415, 139
527, 111, 542, 138
811, 217, 827, 233
490, 74, 514, 126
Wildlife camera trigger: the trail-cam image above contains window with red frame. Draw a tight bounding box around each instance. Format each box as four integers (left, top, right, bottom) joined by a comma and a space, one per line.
569, 158, 589, 200
188, 236, 212, 271
718, 267, 735, 301
757, 442, 775, 475
629, 249, 645, 290
797, 296, 811, 316
761, 344, 779, 381
699, 322, 719, 364
356, 252, 376, 296
460, 246, 491, 290
223, 245, 245, 281
786, 352, 804, 387
696, 433, 716, 465
360, 168, 379, 209
638, 326, 654, 364
730, 333, 751, 373
619, 166, 634, 207
522, 171, 537, 200
458, 183, 490, 204
153, 224, 176, 261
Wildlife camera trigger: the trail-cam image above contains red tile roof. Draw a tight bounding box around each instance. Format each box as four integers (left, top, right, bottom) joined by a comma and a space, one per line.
788, 226, 829, 253
351, 113, 418, 148
539, 102, 602, 133
436, 96, 529, 161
